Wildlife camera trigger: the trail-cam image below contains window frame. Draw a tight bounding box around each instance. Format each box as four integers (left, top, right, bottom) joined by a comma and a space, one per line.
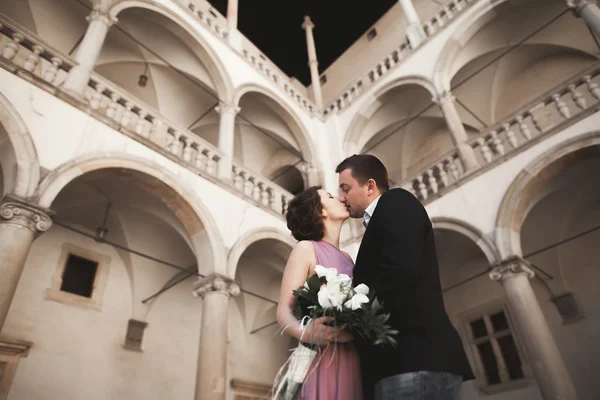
459, 299, 532, 394
45, 243, 111, 311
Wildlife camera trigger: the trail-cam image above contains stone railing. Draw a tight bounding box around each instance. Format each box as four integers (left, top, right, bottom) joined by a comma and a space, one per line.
401, 62, 600, 202
175, 0, 316, 115
232, 162, 294, 216
0, 15, 293, 218
323, 0, 477, 116
178, 0, 229, 40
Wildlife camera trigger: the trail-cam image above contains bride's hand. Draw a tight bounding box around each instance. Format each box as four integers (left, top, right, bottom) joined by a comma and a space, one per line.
334, 328, 354, 343
303, 317, 347, 346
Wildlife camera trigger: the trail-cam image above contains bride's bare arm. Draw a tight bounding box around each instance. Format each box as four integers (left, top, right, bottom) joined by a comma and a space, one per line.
276, 241, 341, 345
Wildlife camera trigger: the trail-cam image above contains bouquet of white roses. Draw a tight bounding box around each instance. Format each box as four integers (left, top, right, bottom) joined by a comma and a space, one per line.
273, 265, 397, 400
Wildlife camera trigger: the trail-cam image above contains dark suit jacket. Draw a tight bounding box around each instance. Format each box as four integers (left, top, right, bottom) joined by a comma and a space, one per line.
353, 188, 474, 395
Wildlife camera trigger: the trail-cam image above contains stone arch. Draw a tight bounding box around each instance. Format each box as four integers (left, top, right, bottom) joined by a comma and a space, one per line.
343, 76, 438, 156
34, 153, 227, 274
108, 0, 234, 103
432, 217, 500, 266
0, 92, 40, 198
227, 227, 295, 279
233, 83, 318, 168
432, 0, 510, 93
495, 131, 600, 259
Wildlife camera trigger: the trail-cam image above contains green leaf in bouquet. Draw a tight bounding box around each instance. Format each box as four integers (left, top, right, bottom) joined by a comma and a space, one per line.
307, 274, 323, 293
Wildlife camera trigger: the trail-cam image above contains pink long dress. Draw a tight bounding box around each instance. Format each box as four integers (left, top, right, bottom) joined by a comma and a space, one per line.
298, 240, 364, 400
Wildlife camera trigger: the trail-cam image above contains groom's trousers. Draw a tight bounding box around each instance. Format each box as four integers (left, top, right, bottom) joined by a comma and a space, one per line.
374, 371, 462, 400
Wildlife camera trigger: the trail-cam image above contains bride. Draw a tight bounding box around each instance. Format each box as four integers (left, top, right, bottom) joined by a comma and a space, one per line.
276, 186, 363, 400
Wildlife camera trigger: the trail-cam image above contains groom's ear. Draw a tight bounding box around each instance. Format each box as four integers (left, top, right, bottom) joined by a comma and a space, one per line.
366, 178, 377, 194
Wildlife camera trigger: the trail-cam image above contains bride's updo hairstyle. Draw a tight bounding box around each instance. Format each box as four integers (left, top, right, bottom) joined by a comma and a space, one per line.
286, 186, 325, 241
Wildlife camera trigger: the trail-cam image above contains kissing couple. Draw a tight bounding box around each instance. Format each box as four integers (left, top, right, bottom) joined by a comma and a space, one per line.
276, 154, 474, 399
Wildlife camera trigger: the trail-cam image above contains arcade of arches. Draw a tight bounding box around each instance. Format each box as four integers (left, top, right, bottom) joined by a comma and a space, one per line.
0, 0, 599, 399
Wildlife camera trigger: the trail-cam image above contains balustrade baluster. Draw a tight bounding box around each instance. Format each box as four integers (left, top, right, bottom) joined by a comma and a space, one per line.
135, 111, 148, 136
106, 94, 120, 120
516, 115, 532, 140
427, 170, 438, 194
170, 131, 182, 156
477, 138, 493, 163
568, 84, 586, 110
2, 33, 23, 61
233, 167, 244, 190
195, 149, 208, 170
206, 151, 217, 175
120, 102, 134, 128
489, 130, 505, 156
584, 75, 600, 100
552, 93, 570, 119
182, 139, 193, 163
23, 44, 43, 72
447, 156, 461, 181
503, 123, 518, 149
252, 182, 262, 202
416, 175, 428, 200
90, 84, 105, 110
43, 57, 62, 83
437, 163, 449, 187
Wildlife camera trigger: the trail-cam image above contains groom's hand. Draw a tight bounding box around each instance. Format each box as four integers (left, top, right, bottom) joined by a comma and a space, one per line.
305, 316, 346, 346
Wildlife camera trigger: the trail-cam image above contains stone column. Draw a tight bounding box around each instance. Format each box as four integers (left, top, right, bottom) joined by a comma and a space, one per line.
0, 195, 53, 332
215, 103, 240, 181
299, 161, 321, 187
301, 16, 324, 110
398, 0, 427, 48
569, 0, 600, 38
63, 5, 117, 98
193, 274, 240, 400
434, 91, 479, 172
490, 258, 578, 400
226, 0, 239, 32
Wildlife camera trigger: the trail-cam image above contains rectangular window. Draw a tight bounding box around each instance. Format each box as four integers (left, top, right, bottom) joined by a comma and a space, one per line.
60, 254, 98, 298
466, 307, 525, 389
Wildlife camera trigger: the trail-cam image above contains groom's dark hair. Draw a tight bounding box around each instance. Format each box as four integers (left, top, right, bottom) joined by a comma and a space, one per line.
336, 154, 390, 192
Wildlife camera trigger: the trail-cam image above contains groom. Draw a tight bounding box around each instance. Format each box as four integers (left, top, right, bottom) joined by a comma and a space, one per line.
336, 154, 474, 400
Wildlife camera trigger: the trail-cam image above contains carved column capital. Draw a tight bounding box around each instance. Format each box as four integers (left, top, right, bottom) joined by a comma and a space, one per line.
489, 256, 535, 281
0, 195, 54, 235
87, 5, 118, 27
214, 103, 240, 116
193, 274, 240, 298
567, 0, 595, 15
432, 90, 455, 105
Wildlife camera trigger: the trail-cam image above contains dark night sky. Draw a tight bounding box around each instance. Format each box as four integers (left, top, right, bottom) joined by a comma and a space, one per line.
208, 0, 396, 86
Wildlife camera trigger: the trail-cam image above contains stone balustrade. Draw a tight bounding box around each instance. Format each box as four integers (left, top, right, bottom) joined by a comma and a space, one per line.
323, 0, 476, 115
0, 16, 73, 85
231, 162, 293, 215
178, 0, 229, 40
0, 15, 296, 219
175, 0, 317, 115
401, 61, 600, 202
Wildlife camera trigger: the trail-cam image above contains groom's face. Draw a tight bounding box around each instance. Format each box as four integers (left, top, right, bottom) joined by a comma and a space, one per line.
338, 168, 370, 219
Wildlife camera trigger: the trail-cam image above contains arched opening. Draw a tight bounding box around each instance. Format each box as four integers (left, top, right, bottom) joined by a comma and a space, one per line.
444, 0, 597, 126
435, 227, 529, 393
271, 165, 305, 195
0, 94, 40, 198
0, 0, 231, 131
348, 83, 477, 186
5, 163, 222, 399
228, 237, 294, 389
516, 145, 600, 398
214, 88, 316, 190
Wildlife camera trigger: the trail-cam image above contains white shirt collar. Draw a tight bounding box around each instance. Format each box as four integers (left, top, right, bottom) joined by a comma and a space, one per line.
363, 195, 382, 226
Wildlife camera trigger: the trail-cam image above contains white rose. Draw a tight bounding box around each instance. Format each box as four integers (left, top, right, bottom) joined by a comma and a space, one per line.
344, 293, 369, 310
354, 283, 370, 296
317, 285, 333, 309
314, 265, 328, 278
